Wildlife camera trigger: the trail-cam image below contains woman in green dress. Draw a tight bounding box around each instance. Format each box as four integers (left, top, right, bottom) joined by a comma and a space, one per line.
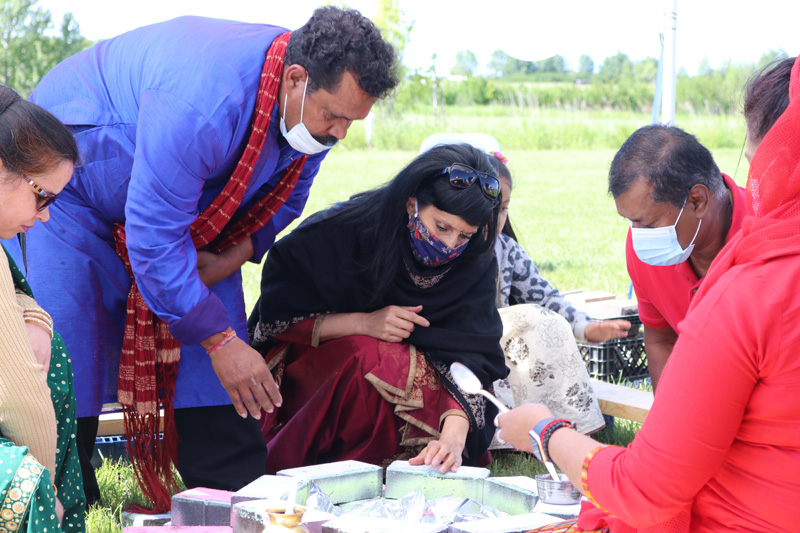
0, 86, 85, 532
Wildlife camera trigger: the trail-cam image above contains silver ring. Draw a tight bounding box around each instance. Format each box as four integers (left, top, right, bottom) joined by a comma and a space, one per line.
495, 430, 506, 444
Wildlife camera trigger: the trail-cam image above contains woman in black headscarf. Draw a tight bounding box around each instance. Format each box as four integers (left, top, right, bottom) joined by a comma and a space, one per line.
248, 143, 507, 473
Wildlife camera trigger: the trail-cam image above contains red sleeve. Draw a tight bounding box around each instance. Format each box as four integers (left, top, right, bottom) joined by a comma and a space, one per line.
584, 265, 770, 527
626, 229, 670, 329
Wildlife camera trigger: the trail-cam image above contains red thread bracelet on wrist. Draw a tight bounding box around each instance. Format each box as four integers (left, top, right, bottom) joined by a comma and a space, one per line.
206, 329, 237, 355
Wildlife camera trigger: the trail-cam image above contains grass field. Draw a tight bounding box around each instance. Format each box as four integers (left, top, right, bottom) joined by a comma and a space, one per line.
242, 146, 750, 312
334, 106, 749, 151
88, 120, 751, 531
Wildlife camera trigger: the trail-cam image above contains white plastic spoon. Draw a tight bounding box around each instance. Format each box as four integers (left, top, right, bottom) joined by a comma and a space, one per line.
449, 362, 560, 480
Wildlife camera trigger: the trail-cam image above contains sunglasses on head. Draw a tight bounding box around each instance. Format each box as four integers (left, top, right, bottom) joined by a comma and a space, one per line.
442, 163, 500, 201
24, 175, 58, 211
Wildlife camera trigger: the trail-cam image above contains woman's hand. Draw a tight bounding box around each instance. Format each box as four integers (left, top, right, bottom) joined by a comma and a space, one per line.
409, 415, 468, 473
585, 319, 632, 343
496, 403, 555, 453
361, 305, 430, 342
25, 321, 52, 373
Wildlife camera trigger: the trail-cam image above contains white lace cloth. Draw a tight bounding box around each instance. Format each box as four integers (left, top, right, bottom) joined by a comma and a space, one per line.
490, 304, 605, 449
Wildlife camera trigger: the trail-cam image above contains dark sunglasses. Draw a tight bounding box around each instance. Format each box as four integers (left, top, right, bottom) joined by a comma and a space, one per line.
442, 163, 500, 201
24, 175, 58, 211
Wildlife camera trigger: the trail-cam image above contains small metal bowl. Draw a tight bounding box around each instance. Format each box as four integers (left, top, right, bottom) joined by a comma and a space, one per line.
535, 473, 581, 505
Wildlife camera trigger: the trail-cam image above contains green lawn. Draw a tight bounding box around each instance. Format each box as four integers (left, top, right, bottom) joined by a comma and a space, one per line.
243, 146, 749, 312
90, 144, 750, 531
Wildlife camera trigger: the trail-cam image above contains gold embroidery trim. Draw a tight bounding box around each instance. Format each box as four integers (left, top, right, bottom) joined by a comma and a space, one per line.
404, 263, 451, 289
311, 315, 326, 348
364, 345, 465, 447
0, 453, 45, 531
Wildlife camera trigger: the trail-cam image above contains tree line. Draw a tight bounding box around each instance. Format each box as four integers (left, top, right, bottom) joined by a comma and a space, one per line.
0, 0, 92, 96
392, 48, 788, 115
1, 0, 787, 118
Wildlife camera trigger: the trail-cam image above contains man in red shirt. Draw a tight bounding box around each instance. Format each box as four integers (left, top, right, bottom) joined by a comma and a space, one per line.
609, 125, 745, 390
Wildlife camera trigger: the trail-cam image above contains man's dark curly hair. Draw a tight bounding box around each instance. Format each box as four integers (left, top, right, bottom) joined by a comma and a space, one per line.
286, 6, 398, 99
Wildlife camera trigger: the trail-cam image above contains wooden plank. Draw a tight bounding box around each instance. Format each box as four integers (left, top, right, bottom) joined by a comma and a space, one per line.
98, 384, 652, 435
591, 379, 653, 424
97, 411, 164, 437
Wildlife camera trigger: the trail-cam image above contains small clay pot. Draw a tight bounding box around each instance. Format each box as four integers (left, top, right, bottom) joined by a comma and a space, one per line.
262, 504, 310, 533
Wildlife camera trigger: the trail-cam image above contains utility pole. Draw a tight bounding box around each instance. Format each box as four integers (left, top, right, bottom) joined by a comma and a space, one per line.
661, 0, 677, 125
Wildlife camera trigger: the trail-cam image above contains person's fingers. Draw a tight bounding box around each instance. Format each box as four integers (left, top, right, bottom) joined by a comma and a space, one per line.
397, 306, 430, 328
439, 451, 455, 473
228, 390, 248, 418
450, 454, 462, 473
382, 326, 407, 342
441, 450, 462, 473
389, 317, 415, 334
424, 443, 441, 465
261, 373, 283, 408
240, 386, 264, 419
432, 445, 451, 469
249, 378, 274, 416
404, 309, 430, 328
387, 323, 413, 339
408, 449, 426, 465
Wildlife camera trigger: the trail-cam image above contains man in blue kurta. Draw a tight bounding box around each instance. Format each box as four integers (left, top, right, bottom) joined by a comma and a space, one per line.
8, 7, 397, 502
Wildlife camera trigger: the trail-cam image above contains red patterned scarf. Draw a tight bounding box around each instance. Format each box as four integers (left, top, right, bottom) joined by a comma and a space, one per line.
113, 32, 308, 513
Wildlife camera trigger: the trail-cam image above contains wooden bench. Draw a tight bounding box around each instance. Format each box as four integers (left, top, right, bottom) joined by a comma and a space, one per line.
591, 379, 653, 423
97, 411, 163, 437
97, 381, 653, 437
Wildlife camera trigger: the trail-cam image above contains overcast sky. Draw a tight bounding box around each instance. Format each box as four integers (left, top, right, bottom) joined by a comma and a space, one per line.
38, 0, 800, 76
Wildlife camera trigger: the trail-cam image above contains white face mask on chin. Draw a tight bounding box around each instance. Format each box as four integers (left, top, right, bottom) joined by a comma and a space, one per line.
279, 77, 337, 155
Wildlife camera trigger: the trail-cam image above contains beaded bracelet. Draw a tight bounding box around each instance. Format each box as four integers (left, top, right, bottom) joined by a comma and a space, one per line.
206, 328, 237, 355
540, 418, 576, 462
581, 445, 609, 512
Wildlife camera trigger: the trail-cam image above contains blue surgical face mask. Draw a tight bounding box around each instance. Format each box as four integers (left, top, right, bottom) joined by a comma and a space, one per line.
630, 201, 702, 266
407, 200, 469, 267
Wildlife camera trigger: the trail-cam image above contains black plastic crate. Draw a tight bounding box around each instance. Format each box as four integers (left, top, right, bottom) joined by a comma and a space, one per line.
579, 336, 649, 382
91, 433, 164, 467
92, 435, 129, 467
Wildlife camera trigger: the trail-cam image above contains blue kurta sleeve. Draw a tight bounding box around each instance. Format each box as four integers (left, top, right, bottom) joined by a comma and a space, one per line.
249, 154, 322, 263
125, 88, 231, 345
